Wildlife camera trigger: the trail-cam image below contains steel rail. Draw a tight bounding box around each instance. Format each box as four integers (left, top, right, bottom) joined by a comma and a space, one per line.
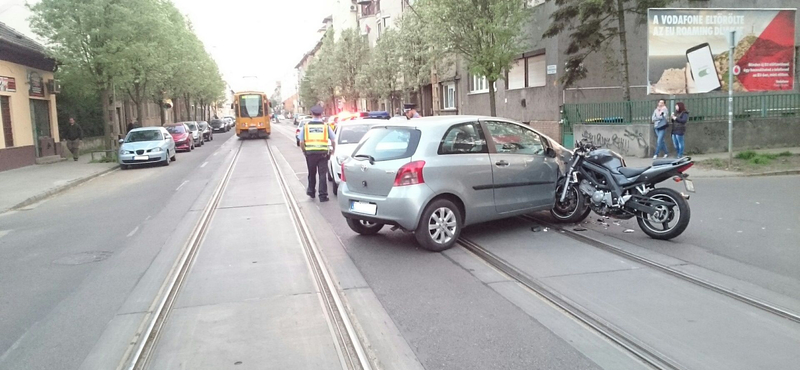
458, 237, 683, 370
121, 141, 243, 370
265, 140, 373, 370
524, 215, 800, 325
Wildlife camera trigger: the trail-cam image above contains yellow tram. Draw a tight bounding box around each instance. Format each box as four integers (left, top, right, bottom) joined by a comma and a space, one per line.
232, 91, 271, 139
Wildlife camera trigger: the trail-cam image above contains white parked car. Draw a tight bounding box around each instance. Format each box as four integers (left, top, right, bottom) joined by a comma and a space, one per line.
328, 119, 382, 195
119, 127, 176, 169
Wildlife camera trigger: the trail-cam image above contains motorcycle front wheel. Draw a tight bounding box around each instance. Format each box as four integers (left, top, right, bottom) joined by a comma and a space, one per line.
550, 182, 589, 223
637, 188, 690, 240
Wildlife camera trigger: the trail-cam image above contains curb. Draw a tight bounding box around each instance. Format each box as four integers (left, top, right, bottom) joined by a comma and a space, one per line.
744, 169, 800, 177
3, 165, 120, 213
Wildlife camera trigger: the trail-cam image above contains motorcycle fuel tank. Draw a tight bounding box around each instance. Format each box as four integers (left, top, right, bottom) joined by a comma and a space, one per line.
585, 148, 626, 173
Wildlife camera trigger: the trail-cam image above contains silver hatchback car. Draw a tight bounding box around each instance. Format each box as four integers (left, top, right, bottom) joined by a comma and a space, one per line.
338, 116, 567, 251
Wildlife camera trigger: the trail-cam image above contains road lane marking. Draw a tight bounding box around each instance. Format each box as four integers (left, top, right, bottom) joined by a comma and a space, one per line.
127, 226, 139, 237
176, 180, 189, 191
200, 161, 208, 168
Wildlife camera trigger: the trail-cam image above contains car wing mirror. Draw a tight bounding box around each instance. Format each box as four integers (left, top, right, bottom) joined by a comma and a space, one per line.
118, 139, 125, 144
545, 147, 556, 158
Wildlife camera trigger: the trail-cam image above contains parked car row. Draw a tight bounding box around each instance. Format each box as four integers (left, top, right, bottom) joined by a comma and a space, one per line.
118, 121, 226, 170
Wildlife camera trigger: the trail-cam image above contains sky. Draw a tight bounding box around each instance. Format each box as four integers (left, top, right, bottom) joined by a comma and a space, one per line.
0, 0, 331, 95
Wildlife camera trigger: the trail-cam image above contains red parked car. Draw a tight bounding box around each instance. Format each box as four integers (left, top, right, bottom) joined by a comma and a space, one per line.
165, 123, 195, 152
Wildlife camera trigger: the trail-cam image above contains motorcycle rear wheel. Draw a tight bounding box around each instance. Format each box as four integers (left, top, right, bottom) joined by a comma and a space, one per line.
637, 188, 690, 240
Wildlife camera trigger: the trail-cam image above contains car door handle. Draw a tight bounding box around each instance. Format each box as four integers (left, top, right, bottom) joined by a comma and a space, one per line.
495, 160, 509, 167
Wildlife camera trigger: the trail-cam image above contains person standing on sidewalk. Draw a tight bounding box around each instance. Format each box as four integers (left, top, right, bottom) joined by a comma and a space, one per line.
300, 105, 336, 202
64, 117, 83, 161
671, 102, 689, 158
652, 99, 669, 159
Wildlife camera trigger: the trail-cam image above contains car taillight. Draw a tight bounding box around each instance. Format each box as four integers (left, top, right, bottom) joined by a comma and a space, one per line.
394, 161, 425, 186
341, 162, 346, 182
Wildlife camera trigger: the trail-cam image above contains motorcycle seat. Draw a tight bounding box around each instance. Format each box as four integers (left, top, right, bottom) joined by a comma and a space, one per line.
652, 158, 676, 166
618, 166, 649, 178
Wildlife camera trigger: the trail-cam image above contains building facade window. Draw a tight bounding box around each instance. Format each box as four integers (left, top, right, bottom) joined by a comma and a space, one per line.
507, 59, 526, 90
443, 82, 456, 109
527, 54, 546, 87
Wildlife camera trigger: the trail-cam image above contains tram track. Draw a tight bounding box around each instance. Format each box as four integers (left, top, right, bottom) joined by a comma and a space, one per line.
457, 237, 683, 370
120, 141, 243, 370
522, 214, 800, 325
265, 140, 373, 370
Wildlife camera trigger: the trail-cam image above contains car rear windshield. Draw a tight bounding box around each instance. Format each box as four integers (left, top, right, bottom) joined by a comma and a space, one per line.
211, 119, 223, 125
166, 125, 186, 134
352, 127, 421, 162
338, 124, 373, 144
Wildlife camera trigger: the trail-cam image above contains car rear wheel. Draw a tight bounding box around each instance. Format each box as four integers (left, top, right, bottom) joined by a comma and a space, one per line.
346, 218, 384, 235
331, 180, 339, 196
415, 199, 462, 252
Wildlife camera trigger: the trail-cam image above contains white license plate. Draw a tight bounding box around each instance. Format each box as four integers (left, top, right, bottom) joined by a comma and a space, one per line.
684, 179, 695, 192
133, 155, 149, 161
351, 201, 377, 215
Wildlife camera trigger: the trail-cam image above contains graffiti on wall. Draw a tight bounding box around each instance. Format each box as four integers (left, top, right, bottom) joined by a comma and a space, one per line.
580, 127, 650, 156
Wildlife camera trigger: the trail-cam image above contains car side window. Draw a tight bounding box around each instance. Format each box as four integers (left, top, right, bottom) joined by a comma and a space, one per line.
485, 121, 544, 155
438, 122, 487, 155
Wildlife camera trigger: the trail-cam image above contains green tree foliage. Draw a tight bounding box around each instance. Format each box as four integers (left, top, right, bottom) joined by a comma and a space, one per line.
29, 0, 226, 142
334, 28, 370, 110
544, 0, 672, 102
299, 30, 338, 111
394, 12, 434, 98
415, 0, 527, 116
356, 29, 401, 103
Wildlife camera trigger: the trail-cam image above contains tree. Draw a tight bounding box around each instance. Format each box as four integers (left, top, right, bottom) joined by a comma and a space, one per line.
544, 0, 672, 102
394, 12, 434, 104
333, 28, 370, 111
29, 0, 137, 149
415, 0, 527, 116
356, 29, 402, 109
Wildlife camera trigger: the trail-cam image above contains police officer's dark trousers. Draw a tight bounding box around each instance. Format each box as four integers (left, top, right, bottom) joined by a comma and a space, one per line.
305, 151, 329, 198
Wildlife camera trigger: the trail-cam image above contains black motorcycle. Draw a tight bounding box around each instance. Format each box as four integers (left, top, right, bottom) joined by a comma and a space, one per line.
551, 140, 695, 240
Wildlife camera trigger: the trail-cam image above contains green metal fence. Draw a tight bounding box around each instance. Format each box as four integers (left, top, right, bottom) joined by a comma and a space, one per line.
561, 93, 800, 148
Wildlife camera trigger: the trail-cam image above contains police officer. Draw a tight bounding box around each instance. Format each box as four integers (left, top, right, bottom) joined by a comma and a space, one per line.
403, 103, 420, 119
299, 105, 336, 202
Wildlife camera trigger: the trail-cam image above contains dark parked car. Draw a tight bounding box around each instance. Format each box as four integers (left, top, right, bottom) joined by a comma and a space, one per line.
210, 119, 227, 132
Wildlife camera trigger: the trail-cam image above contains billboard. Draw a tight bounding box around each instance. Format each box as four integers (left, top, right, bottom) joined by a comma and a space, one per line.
648, 8, 796, 94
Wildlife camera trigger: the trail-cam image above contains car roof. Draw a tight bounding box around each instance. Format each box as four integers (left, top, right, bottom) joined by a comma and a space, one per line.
129, 126, 165, 132
337, 118, 383, 128
375, 115, 518, 128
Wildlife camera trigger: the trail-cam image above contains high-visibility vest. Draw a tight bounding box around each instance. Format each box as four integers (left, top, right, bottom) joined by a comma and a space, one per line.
304, 122, 329, 152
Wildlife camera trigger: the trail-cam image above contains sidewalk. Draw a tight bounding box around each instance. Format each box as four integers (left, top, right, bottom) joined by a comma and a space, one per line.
625, 147, 800, 178
0, 153, 118, 213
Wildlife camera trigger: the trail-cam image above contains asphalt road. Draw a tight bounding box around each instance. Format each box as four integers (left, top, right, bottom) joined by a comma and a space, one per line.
0, 129, 235, 370
3, 118, 798, 370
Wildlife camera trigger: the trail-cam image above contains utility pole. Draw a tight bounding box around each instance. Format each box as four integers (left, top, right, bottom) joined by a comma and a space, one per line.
727, 31, 735, 167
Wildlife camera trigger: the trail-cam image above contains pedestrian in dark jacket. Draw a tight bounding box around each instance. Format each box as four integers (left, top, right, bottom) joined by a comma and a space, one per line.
64, 117, 83, 161
671, 102, 689, 158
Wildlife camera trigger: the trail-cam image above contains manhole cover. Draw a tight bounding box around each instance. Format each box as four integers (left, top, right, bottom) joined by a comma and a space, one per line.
53, 251, 113, 265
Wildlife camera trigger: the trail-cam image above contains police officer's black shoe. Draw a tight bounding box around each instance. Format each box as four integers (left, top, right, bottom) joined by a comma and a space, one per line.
307, 191, 315, 199
319, 197, 329, 202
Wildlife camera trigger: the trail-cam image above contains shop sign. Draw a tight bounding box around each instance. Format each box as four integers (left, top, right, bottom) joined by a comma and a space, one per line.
28, 71, 45, 97
0, 76, 16, 92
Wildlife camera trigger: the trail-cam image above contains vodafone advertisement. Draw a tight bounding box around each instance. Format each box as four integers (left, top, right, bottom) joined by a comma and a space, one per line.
647, 8, 796, 94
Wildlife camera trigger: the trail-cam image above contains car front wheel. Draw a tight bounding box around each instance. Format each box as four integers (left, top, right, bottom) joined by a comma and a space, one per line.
415, 199, 462, 252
